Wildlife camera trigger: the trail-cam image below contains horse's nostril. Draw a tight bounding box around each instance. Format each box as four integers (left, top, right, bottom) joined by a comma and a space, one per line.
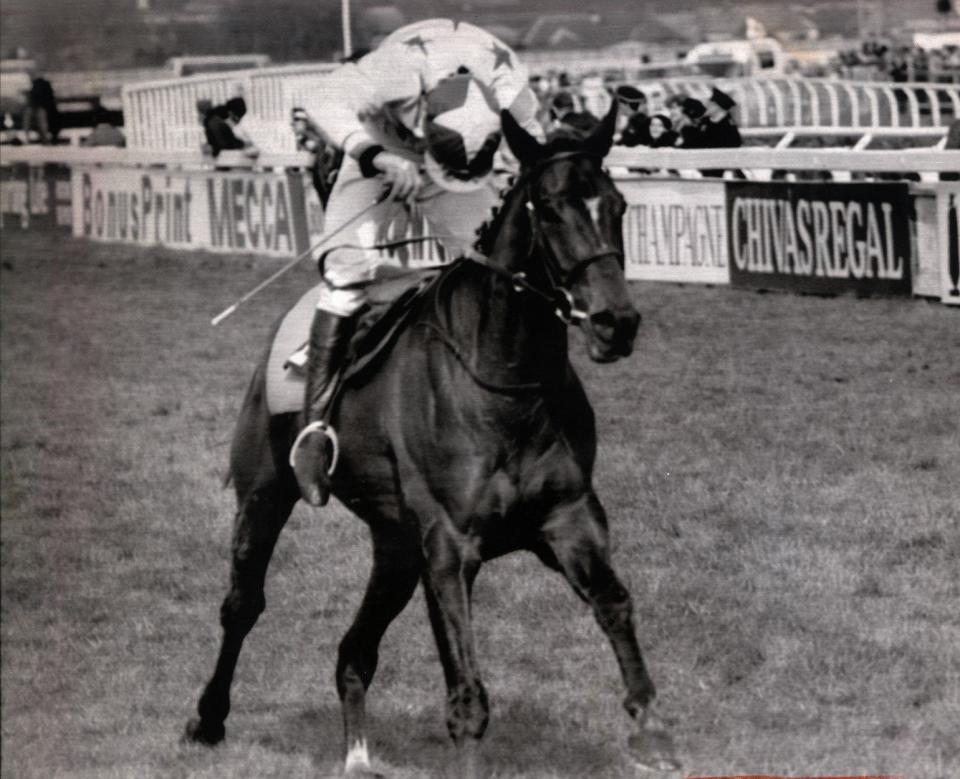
590, 311, 617, 341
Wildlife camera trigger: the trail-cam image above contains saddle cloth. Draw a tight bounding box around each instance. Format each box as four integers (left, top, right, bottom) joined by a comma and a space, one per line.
265, 271, 440, 415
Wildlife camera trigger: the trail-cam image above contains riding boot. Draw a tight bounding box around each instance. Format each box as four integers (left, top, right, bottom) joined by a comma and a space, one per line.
290, 309, 357, 506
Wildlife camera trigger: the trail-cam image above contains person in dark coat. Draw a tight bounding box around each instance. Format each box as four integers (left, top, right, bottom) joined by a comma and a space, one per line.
203, 102, 244, 156
701, 87, 742, 147
675, 97, 706, 149
614, 85, 650, 147
548, 91, 599, 138
700, 87, 742, 177
23, 76, 60, 144
202, 97, 259, 159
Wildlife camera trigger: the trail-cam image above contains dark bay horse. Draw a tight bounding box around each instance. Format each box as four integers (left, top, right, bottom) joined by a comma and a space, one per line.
185, 105, 679, 776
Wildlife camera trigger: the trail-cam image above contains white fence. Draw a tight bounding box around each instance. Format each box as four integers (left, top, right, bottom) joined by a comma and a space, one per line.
646, 77, 960, 130
122, 63, 337, 153
3, 143, 957, 177
121, 62, 960, 154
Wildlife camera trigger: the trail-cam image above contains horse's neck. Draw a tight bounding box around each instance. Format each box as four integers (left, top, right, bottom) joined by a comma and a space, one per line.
465, 191, 568, 385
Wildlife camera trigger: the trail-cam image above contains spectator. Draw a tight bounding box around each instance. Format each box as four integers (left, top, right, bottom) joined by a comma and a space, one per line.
664, 94, 689, 135
647, 114, 677, 148
615, 85, 651, 147
675, 97, 706, 148
196, 99, 215, 155
292, 106, 343, 208
580, 75, 611, 119
203, 97, 258, 159
700, 88, 742, 147
81, 108, 125, 147
548, 91, 599, 138
22, 75, 59, 144
700, 87, 742, 178
224, 97, 259, 158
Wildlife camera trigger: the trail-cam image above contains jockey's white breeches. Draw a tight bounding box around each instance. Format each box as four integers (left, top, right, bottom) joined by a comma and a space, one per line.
314, 156, 500, 316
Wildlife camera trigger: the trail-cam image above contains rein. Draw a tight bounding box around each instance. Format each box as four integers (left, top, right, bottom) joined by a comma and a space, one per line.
476, 151, 624, 325
414, 150, 626, 393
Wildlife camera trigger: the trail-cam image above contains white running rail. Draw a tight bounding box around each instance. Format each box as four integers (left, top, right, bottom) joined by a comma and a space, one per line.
121, 64, 960, 153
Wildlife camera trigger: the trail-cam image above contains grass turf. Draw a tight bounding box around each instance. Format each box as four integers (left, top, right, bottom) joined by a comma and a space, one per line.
1, 230, 958, 778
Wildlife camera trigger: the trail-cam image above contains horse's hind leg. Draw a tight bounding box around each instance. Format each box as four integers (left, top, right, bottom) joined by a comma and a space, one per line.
186, 361, 300, 745
185, 475, 299, 745
534, 492, 680, 772
335, 528, 422, 777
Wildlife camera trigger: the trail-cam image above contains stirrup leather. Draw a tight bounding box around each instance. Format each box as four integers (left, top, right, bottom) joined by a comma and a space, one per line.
289, 421, 340, 477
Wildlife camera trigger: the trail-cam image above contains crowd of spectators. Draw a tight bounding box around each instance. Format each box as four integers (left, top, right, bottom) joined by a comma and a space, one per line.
830, 38, 960, 83
538, 78, 743, 177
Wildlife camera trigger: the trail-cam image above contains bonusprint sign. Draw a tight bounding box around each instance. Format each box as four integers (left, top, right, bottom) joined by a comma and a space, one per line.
726, 182, 912, 295
72, 167, 312, 256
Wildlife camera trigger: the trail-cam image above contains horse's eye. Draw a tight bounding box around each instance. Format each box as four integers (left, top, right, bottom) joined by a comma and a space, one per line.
537, 200, 565, 222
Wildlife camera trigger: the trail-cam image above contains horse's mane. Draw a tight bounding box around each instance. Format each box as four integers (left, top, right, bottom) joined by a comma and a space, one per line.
473, 134, 592, 257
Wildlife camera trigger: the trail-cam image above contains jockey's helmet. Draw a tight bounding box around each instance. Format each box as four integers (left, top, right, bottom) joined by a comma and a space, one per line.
422, 73, 502, 192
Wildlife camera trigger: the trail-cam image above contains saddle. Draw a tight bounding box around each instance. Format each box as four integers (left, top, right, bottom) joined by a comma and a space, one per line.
265, 270, 440, 415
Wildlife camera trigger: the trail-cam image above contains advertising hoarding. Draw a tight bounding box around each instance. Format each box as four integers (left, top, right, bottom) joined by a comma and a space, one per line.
1, 163, 72, 232
71, 166, 313, 256
726, 181, 913, 296
618, 178, 729, 285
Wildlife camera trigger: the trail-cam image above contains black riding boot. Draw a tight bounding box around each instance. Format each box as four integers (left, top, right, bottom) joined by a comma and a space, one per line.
291, 309, 357, 506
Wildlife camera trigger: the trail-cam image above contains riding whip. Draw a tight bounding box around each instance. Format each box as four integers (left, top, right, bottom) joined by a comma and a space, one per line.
210, 191, 389, 327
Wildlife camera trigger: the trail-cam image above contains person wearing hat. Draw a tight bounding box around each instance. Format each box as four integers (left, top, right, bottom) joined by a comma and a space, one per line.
547, 91, 599, 138
290, 18, 544, 507
203, 96, 259, 159
614, 85, 651, 147
675, 97, 707, 149
700, 87, 742, 177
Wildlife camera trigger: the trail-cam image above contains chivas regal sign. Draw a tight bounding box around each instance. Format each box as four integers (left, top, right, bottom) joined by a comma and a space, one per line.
726, 182, 912, 296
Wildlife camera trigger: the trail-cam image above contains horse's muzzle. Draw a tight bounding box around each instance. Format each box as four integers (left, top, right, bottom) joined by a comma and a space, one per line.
585, 308, 640, 363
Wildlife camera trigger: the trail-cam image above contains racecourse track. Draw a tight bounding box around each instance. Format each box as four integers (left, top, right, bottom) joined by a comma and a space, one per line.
1, 230, 958, 778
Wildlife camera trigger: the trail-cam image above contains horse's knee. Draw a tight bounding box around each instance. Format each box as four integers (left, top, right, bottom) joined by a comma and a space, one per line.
592, 583, 634, 632
220, 589, 265, 633
336, 637, 378, 697
446, 681, 489, 742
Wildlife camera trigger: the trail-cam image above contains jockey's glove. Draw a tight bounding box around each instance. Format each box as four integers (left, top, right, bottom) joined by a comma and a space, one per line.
373, 151, 422, 202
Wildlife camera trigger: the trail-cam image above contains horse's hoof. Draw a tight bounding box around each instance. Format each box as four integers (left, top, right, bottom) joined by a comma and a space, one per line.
344, 768, 385, 779
183, 716, 225, 746
628, 727, 681, 773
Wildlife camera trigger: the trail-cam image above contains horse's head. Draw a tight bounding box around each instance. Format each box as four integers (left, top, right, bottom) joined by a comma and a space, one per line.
499, 104, 640, 363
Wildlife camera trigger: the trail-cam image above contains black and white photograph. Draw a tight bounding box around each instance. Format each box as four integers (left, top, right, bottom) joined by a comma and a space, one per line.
1, 1, 958, 776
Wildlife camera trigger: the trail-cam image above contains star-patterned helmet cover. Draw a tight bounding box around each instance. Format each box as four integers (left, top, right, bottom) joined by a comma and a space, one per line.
423, 73, 502, 192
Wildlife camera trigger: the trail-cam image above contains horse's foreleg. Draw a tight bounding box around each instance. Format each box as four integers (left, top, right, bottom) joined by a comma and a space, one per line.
185, 481, 298, 745
420, 528, 486, 779
535, 492, 680, 772
335, 530, 422, 778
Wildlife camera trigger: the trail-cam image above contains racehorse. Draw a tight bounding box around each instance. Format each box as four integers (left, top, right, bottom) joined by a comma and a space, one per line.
185, 104, 679, 777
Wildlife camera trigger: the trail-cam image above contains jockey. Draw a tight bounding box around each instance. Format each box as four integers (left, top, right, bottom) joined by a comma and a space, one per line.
291, 18, 543, 507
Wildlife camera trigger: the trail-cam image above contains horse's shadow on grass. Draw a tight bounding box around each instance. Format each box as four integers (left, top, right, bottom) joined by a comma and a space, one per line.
263, 698, 616, 777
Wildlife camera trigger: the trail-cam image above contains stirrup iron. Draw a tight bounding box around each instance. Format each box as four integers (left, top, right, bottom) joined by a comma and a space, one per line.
289, 421, 340, 477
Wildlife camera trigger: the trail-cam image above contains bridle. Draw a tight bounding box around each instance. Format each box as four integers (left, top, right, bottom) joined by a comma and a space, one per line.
473, 150, 625, 325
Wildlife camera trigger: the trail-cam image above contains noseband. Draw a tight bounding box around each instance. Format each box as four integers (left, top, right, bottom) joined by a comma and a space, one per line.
476, 151, 624, 325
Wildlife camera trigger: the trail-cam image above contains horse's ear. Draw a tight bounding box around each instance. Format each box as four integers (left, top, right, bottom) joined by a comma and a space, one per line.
501, 109, 543, 167
584, 101, 618, 158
